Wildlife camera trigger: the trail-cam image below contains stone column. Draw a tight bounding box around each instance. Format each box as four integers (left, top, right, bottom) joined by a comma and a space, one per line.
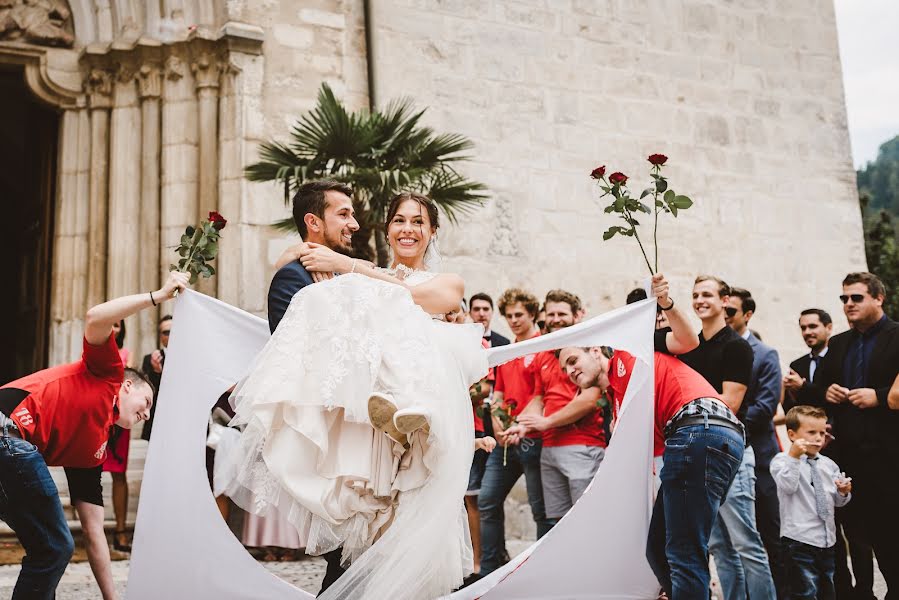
191, 52, 221, 297
85, 68, 112, 308
107, 61, 142, 358
137, 61, 163, 360
216, 63, 240, 307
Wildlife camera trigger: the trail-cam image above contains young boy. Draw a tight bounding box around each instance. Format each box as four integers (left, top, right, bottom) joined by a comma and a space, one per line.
770, 406, 852, 600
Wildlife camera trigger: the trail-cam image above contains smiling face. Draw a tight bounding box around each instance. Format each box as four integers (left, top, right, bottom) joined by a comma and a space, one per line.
558, 347, 608, 391
503, 301, 536, 340
692, 279, 727, 323
798, 313, 831, 351
544, 300, 578, 333
318, 190, 359, 254
115, 378, 153, 429
386, 199, 435, 266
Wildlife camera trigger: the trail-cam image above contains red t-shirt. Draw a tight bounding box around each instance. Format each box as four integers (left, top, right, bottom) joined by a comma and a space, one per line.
494, 332, 541, 439
606, 350, 720, 457
0, 334, 124, 467
530, 350, 605, 448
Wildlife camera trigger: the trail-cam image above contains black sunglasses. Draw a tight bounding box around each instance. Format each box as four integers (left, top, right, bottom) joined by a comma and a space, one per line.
839, 294, 865, 304
160, 330, 171, 336
724, 306, 738, 317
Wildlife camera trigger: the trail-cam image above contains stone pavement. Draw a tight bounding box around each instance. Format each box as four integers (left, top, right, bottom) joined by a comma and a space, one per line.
0, 540, 886, 598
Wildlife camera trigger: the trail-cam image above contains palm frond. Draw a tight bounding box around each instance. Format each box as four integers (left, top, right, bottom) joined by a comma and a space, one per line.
420, 168, 489, 225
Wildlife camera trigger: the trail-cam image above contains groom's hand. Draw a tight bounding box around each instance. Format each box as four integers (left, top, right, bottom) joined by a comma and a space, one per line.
311, 272, 335, 283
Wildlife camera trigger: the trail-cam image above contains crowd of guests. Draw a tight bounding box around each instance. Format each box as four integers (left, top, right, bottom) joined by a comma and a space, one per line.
463, 270, 898, 600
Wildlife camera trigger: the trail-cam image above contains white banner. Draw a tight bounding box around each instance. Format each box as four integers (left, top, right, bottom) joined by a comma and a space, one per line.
127, 291, 659, 599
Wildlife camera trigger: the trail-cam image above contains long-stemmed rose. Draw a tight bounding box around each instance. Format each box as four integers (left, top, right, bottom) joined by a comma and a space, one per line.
170, 211, 227, 294
591, 155, 692, 275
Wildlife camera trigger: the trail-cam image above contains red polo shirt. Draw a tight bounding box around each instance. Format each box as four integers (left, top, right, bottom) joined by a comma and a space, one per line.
606, 350, 720, 457
0, 333, 123, 467
531, 350, 605, 447
494, 331, 541, 439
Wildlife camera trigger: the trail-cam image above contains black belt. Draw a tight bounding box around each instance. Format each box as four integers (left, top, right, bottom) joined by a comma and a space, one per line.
0, 411, 21, 439
670, 414, 745, 439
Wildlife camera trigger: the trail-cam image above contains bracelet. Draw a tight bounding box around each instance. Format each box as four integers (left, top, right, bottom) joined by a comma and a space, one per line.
350, 259, 357, 274
149, 291, 157, 307
660, 298, 674, 311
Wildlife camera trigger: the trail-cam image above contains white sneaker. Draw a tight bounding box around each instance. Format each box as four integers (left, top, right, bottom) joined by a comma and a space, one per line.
394, 407, 430, 436
368, 392, 408, 448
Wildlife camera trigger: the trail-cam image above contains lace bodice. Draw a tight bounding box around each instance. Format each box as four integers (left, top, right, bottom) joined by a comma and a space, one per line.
377, 265, 444, 319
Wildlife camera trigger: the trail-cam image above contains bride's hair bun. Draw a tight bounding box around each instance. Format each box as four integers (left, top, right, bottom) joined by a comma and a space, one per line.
384, 192, 439, 231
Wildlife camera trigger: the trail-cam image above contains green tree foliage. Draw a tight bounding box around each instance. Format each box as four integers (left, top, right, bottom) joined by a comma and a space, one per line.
244, 83, 488, 265
860, 195, 899, 318
857, 135, 899, 219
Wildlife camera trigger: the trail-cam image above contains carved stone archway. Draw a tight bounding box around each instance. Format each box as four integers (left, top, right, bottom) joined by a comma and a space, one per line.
0, 0, 263, 367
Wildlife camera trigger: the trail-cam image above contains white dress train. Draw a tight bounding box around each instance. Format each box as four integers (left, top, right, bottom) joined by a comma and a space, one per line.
224, 272, 487, 599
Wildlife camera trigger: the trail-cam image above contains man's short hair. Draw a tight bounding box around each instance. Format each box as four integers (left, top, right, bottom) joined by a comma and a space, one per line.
799, 308, 832, 326
469, 292, 494, 309
124, 367, 155, 395
729, 287, 756, 314
694, 275, 731, 297
292, 180, 354, 239
842, 272, 886, 299
498, 288, 539, 318
784, 405, 827, 431
545, 289, 582, 314
626, 288, 647, 304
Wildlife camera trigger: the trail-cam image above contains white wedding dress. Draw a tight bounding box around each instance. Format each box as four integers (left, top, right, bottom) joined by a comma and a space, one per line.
224, 270, 487, 599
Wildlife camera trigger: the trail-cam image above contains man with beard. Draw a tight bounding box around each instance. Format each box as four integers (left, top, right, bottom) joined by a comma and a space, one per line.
782, 309, 832, 413
269, 180, 359, 594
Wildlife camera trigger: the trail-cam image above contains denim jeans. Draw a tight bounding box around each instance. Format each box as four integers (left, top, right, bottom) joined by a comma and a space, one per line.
646, 422, 743, 600
477, 437, 550, 575
782, 537, 835, 600
709, 445, 777, 600
0, 431, 75, 599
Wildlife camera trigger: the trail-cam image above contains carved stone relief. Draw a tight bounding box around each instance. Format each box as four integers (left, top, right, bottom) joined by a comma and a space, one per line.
0, 0, 74, 48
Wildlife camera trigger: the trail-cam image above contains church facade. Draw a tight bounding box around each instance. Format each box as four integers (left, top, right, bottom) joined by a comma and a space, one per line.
1, 0, 864, 380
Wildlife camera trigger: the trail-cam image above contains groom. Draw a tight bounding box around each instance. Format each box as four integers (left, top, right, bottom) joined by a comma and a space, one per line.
268, 179, 359, 593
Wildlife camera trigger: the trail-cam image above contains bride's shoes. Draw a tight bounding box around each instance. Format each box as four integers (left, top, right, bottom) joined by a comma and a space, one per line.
368, 393, 408, 448
394, 407, 431, 437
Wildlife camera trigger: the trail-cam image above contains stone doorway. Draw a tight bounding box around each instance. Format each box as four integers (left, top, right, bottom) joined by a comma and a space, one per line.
0, 67, 58, 383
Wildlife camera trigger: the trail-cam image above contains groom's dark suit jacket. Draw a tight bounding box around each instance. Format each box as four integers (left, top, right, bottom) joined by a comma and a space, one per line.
267, 261, 314, 333
266, 259, 345, 593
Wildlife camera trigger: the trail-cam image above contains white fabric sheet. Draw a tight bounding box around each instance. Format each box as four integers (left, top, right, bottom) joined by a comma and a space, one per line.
126, 290, 659, 599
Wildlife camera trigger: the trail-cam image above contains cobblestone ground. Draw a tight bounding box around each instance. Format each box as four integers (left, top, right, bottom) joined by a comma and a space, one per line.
0, 540, 886, 598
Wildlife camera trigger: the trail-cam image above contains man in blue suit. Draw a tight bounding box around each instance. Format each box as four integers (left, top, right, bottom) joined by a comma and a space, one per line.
726, 288, 785, 598
267, 179, 359, 594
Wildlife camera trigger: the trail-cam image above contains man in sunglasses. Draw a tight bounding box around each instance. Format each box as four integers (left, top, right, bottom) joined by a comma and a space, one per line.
140, 314, 172, 442
807, 272, 899, 597
679, 275, 775, 600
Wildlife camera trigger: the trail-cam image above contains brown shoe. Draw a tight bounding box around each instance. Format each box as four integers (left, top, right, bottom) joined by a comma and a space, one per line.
368, 393, 408, 448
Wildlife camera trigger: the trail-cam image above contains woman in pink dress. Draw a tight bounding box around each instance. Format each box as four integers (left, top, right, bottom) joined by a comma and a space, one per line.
103, 319, 132, 551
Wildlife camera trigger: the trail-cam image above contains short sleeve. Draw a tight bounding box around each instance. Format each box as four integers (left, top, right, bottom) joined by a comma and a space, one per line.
722, 338, 753, 387
494, 363, 506, 394
65, 465, 104, 506
83, 334, 125, 382
531, 354, 547, 396
654, 328, 672, 354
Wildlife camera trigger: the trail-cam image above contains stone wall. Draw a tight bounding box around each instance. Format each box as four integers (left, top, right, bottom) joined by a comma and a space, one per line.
366, 0, 864, 361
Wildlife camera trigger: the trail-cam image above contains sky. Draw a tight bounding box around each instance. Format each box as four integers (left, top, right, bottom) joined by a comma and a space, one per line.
834, 0, 899, 169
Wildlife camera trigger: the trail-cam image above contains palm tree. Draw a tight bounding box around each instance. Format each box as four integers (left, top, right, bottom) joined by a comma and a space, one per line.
245, 83, 489, 265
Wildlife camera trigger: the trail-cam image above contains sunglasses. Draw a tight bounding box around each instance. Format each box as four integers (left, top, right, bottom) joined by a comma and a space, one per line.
839, 294, 865, 304
160, 330, 171, 336
724, 306, 738, 317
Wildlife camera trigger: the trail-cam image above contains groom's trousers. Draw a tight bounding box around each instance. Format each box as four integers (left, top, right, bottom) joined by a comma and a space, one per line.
318, 549, 345, 595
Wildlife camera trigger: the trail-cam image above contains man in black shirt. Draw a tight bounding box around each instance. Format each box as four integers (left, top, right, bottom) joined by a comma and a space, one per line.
809, 272, 899, 598
680, 275, 776, 600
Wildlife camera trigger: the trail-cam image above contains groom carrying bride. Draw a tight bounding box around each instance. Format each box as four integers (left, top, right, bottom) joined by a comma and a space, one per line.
267, 180, 360, 594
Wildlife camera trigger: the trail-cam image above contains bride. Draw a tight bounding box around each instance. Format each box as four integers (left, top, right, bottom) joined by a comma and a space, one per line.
225, 192, 491, 599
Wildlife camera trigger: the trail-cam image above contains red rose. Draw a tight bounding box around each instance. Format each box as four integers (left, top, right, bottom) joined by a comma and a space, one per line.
590, 165, 606, 180
208, 211, 227, 231
609, 172, 628, 186
648, 154, 668, 166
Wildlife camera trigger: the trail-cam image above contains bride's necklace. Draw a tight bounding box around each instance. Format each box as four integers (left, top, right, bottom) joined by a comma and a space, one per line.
385, 263, 427, 281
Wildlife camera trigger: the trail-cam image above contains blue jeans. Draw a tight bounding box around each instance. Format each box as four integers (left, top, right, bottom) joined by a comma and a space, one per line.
709, 445, 777, 600
646, 422, 743, 600
0, 431, 74, 599
477, 437, 551, 575
782, 537, 835, 600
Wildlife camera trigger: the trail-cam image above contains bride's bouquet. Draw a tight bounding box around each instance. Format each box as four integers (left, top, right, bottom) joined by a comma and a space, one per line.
591, 154, 693, 275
